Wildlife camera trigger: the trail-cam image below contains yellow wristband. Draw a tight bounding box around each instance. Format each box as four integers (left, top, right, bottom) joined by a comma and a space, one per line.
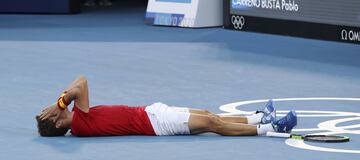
57, 92, 68, 110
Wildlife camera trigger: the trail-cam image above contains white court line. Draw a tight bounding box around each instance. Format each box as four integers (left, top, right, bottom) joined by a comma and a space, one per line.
219, 97, 360, 154
219, 97, 360, 117
286, 139, 360, 154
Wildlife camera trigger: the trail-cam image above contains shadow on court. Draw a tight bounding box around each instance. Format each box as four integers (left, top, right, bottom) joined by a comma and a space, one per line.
32, 134, 255, 153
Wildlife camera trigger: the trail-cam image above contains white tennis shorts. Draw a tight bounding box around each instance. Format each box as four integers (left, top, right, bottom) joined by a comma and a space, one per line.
145, 102, 191, 136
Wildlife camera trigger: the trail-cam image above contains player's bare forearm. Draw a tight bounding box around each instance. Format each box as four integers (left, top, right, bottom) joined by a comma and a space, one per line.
61, 75, 89, 112
65, 76, 87, 93
63, 76, 88, 104
40, 76, 90, 120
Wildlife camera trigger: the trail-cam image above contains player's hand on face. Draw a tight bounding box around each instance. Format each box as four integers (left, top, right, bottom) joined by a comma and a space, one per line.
40, 104, 63, 122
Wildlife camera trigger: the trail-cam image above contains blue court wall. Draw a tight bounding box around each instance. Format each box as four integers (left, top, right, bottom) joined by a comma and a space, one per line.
0, 0, 81, 14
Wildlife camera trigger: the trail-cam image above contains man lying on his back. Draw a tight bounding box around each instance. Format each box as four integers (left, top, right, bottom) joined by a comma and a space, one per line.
37, 76, 297, 137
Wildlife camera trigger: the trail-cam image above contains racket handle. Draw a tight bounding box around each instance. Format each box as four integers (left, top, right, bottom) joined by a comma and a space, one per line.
266, 132, 291, 138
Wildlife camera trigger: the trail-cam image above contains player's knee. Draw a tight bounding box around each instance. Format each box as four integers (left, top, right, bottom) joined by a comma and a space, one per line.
207, 115, 224, 132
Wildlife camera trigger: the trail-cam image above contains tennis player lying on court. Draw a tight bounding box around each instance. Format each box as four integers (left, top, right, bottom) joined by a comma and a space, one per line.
37, 76, 297, 137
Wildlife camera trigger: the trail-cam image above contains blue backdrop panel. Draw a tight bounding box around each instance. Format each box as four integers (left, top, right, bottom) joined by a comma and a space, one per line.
0, 0, 80, 14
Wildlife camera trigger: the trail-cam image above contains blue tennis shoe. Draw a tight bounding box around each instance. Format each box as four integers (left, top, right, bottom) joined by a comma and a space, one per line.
259, 99, 276, 124
273, 110, 297, 133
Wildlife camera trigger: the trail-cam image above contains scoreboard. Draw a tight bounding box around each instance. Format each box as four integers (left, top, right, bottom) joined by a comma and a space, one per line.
223, 0, 360, 44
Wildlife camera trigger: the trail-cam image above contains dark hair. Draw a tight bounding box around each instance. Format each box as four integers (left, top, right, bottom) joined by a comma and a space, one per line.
35, 116, 69, 137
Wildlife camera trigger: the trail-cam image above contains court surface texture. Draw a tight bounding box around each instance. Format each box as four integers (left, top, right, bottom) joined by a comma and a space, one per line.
0, 1, 360, 160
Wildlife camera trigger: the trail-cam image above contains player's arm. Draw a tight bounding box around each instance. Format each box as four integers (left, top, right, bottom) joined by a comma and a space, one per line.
64, 75, 90, 112
40, 76, 90, 121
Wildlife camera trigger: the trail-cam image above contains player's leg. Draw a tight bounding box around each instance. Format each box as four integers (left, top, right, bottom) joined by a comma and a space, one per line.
188, 113, 257, 136
188, 99, 276, 125
189, 109, 248, 124
189, 108, 268, 124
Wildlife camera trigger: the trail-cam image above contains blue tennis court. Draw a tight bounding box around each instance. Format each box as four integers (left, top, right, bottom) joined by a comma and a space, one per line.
0, 1, 360, 160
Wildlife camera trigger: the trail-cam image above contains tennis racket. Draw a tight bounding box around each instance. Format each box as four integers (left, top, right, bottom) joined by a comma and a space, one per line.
266, 132, 350, 143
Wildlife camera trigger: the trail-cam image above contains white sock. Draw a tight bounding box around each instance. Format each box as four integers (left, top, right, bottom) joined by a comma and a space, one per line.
257, 123, 275, 135
246, 113, 264, 125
